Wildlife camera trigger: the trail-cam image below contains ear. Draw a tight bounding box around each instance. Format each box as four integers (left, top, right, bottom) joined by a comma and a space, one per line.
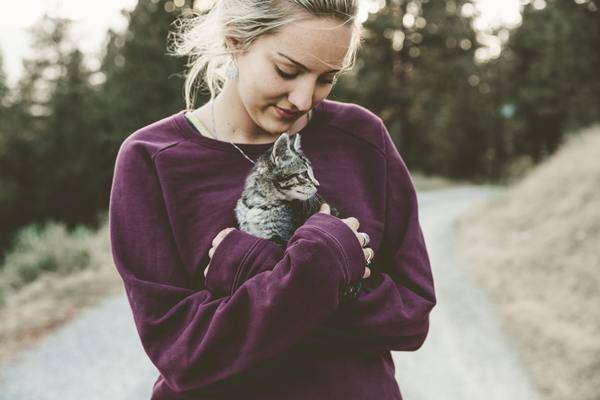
224, 36, 240, 51
271, 133, 291, 165
293, 133, 302, 152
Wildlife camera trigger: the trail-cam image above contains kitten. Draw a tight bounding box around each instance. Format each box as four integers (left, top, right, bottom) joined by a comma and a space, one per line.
235, 132, 341, 246
234, 132, 365, 301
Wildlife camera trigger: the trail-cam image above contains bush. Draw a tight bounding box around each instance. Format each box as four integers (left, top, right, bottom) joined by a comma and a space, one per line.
0, 220, 96, 292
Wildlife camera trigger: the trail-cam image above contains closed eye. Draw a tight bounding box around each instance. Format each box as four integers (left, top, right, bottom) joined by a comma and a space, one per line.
275, 66, 335, 85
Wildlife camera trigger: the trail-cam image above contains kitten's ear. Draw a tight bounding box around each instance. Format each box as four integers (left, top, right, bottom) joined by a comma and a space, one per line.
293, 133, 301, 151
271, 133, 290, 165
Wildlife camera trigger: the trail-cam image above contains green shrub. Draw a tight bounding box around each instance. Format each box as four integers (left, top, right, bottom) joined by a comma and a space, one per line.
0, 220, 96, 291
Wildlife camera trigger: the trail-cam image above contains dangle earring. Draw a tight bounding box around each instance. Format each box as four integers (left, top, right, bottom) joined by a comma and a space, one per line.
226, 60, 238, 80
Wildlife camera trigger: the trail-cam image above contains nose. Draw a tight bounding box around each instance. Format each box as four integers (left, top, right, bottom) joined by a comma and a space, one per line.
288, 80, 316, 113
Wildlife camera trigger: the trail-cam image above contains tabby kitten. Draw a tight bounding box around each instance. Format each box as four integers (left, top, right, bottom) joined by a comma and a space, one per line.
235, 132, 364, 301
235, 132, 341, 245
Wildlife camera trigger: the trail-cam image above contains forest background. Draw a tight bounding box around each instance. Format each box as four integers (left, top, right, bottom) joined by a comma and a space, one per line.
0, 0, 598, 287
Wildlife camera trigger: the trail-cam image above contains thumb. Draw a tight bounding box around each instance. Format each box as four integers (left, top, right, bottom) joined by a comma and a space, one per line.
319, 203, 331, 214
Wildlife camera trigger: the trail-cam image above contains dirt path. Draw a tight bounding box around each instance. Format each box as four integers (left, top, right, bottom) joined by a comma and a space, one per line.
394, 186, 540, 399
0, 186, 541, 400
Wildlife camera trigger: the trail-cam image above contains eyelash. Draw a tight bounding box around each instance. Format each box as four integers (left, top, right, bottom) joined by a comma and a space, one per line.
275, 66, 335, 84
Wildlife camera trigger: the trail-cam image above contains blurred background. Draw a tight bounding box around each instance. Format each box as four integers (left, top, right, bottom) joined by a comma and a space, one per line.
0, 1, 598, 399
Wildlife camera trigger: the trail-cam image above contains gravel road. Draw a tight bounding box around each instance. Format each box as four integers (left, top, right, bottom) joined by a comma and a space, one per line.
393, 186, 540, 399
0, 186, 541, 400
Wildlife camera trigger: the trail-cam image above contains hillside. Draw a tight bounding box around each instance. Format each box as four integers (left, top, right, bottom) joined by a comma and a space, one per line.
457, 125, 600, 400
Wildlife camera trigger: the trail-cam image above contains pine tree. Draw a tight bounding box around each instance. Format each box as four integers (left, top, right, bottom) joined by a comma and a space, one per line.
0, 14, 101, 255
100, 0, 191, 148
0, 53, 9, 108
336, 0, 489, 179
42, 48, 104, 226
503, 0, 600, 161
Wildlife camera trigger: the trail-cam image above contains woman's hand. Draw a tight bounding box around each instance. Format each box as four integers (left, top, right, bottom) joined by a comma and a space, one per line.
318, 203, 372, 279
204, 227, 236, 278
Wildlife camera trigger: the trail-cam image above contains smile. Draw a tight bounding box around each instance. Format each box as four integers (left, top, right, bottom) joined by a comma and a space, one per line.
274, 106, 298, 119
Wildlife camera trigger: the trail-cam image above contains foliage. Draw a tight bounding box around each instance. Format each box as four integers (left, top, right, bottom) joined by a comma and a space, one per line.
0, 1, 192, 259
498, 0, 600, 162
0, 0, 598, 263
0, 221, 94, 293
334, 0, 499, 179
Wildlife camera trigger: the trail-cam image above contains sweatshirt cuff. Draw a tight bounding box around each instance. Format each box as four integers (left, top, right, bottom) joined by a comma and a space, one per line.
204, 229, 285, 296
204, 229, 259, 296
301, 212, 366, 284
232, 237, 285, 292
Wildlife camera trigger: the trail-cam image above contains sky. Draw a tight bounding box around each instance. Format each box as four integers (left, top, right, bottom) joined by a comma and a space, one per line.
0, 0, 522, 88
0, 0, 138, 87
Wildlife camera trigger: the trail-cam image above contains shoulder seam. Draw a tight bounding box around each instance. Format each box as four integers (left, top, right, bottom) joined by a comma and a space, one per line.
150, 139, 189, 162
327, 119, 386, 158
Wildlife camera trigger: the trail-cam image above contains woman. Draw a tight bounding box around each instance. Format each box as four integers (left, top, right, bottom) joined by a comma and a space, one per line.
109, 1, 437, 399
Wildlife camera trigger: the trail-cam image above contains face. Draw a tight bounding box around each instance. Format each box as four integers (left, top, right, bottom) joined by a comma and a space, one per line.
229, 16, 352, 135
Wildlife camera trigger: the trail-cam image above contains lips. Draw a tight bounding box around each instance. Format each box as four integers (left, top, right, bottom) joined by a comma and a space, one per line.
274, 106, 298, 118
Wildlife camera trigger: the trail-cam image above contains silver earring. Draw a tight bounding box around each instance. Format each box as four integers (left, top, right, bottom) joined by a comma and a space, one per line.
226, 63, 238, 80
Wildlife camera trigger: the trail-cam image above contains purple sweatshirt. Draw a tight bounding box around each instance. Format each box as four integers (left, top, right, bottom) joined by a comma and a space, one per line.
108, 99, 437, 399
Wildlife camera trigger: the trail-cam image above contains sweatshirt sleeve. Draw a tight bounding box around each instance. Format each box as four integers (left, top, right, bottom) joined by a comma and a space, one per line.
205, 219, 364, 301
205, 122, 438, 353
108, 138, 366, 396
323, 122, 438, 352
203, 229, 285, 297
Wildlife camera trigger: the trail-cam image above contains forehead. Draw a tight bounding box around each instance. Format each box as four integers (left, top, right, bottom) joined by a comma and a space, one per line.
260, 17, 352, 70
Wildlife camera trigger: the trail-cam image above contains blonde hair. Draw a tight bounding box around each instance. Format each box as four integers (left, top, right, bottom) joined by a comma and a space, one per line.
167, 0, 364, 111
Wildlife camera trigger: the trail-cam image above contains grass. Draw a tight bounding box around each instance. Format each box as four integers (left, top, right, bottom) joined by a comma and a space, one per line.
456, 125, 600, 400
0, 214, 123, 365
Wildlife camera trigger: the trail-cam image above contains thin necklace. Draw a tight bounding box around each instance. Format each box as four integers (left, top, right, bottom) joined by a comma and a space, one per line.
211, 99, 257, 165
208, 100, 313, 165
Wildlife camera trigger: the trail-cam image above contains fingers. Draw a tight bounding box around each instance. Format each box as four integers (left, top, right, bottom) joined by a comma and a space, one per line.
319, 203, 360, 232
355, 231, 367, 246
363, 247, 374, 265
209, 227, 235, 257
212, 227, 235, 246
318, 205, 370, 265
363, 266, 371, 279
343, 217, 360, 231
209, 229, 232, 258
206, 227, 235, 277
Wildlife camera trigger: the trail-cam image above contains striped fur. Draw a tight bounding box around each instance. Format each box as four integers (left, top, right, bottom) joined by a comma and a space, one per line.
235, 132, 340, 245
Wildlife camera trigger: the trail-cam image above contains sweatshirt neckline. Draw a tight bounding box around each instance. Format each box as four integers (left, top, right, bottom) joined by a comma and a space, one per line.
172, 100, 329, 155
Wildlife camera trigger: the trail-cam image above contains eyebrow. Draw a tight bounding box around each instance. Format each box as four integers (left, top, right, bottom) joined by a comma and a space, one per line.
276, 52, 341, 74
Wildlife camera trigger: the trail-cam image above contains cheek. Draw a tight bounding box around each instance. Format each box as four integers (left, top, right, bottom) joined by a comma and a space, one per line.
262, 74, 287, 98
242, 71, 283, 104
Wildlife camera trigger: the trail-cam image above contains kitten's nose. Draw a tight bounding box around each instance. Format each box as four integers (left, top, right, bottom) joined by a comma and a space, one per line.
313, 178, 320, 186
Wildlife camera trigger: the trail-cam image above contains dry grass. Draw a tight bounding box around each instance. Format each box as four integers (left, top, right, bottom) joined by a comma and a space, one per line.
0, 217, 124, 366
456, 125, 600, 400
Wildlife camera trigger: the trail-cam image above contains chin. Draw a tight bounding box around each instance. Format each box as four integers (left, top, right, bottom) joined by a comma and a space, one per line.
265, 117, 293, 132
